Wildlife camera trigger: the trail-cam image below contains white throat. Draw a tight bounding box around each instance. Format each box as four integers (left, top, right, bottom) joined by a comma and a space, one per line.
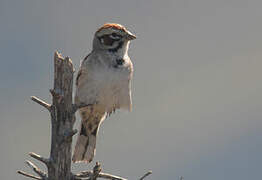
113, 41, 130, 58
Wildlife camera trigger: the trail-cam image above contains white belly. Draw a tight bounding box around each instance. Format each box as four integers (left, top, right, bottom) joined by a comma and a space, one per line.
76, 65, 132, 113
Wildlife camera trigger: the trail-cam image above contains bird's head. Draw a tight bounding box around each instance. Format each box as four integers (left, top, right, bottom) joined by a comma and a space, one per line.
93, 23, 136, 53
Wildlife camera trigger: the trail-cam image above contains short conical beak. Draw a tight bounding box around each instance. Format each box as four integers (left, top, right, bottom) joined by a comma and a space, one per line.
126, 31, 136, 40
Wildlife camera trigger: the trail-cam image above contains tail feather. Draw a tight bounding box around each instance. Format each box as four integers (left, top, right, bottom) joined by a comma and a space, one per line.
72, 106, 106, 163
72, 134, 96, 163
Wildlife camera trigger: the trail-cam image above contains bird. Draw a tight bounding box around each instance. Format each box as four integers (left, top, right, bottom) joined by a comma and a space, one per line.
72, 23, 136, 163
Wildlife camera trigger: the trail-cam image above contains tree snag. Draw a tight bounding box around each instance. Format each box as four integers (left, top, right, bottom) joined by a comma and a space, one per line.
17, 52, 151, 180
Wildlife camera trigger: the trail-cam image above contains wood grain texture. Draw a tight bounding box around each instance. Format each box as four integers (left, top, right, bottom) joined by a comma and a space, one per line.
48, 52, 74, 180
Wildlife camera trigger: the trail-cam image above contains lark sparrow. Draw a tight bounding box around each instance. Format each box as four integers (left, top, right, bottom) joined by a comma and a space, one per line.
72, 23, 136, 163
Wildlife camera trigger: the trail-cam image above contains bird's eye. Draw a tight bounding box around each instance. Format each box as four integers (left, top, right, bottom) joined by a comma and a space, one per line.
109, 33, 121, 40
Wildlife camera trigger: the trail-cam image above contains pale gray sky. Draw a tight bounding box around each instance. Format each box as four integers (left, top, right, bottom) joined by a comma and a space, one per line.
1, 0, 262, 179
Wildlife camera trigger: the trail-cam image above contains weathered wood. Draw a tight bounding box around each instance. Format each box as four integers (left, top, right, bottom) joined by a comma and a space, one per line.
26, 160, 47, 179
48, 52, 74, 180
31, 96, 51, 111
29, 152, 50, 165
74, 170, 128, 180
17, 170, 42, 180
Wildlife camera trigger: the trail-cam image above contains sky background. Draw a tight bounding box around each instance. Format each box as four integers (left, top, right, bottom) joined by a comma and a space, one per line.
1, 0, 262, 179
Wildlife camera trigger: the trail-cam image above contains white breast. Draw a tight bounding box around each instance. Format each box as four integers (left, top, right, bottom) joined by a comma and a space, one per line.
75, 54, 133, 113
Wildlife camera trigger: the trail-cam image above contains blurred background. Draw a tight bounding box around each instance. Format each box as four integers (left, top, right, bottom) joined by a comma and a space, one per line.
1, 0, 262, 179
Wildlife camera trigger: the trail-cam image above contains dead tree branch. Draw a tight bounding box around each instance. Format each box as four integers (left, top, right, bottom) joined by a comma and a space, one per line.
29, 152, 50, 166
73, 162, 128, 180
139, 171, 152, 180
26, 160, 47, 179
31, 96, 51, 111
17, 170, 42, 180
17, 51, 152, 180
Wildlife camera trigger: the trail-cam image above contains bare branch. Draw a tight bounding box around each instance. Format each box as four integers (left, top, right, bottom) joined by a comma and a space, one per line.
31, 96, 51, 111
139, 171, 152, 180
74, 171, 92, 178
98, 172, 128, 180
26, 160, 47, 179
74, 171, 128, 180
17, 170, 42, 180
29, 152, 50, 166
74, 162, 127, 180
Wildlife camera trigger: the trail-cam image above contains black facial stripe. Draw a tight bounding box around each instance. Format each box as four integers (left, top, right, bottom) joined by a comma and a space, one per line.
99, 35, 114, 46
108, 41, 124, 53
114, 58, 125, 68
117, 58, 124, 65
